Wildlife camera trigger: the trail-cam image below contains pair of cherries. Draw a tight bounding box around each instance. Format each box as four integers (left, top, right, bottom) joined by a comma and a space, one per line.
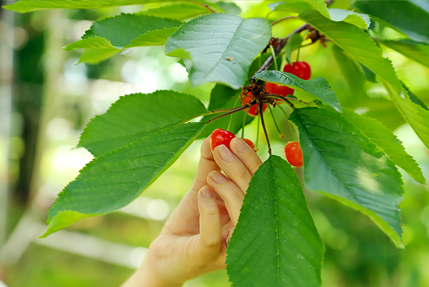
265, 61, 311, 99
210, 129, 303, 167
242, 61, 311, 117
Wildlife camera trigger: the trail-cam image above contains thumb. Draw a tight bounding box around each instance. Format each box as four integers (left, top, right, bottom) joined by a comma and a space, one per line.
196, 186, 221, 262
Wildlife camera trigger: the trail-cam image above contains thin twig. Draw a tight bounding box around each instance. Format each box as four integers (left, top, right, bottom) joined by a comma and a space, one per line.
268, 105, 284, 139
259, 103, 272, 155
206, 102, 254, 124
263, 94, 295, 109
271, 16, 298, 26
200, 2, 218, 13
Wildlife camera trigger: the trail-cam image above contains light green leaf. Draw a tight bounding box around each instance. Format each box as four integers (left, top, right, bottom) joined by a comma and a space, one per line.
227, 155, 324, 287
165, 14, 272, 89
299, 11, 429, 149
140, 3, 210, 21
328, 8, 370, 29
380, 39, 429, 69
255, 70, 342, 112
41, 122, 205, 237
215, 1, 242, 15
199, 84, 253, 139
79, 49, 120, 64
342, 109, 425, 184
290, 107, 404, 248
269, 1, 312, 13
78, 91, 208, 157
353, 0, 429, 43
4, 0, 201, 12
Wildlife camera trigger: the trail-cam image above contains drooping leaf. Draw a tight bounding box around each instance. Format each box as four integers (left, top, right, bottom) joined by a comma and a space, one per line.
199, 84, 253, 139
342, 109, 425, 184
328, 8, 370, 29
353, 0, 429, 43
299, 10, 429, 149
285, 33, 303, 64
380, 39, 429, 69
255, 70, 342, 112
404, 84, 429, 111
140, 3, 210, 21
165, 14, 272, 89
290, 107, 404, 248
41, 122, 205, 237
227, 155, 324, 287
78, 91, 208, 157
78, 48, 120, 64
4, 0, 201, 12
64, 14, 181, 52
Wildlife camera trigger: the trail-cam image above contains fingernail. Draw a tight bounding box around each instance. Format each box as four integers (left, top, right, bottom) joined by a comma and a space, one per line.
210, 172, 227, 184
201, 187, 214, 199
218, 145, 234, 163
233, 138, 249, 153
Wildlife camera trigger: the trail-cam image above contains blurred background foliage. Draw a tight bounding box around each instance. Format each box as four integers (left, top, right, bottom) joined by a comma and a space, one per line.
0, 0, 428, 286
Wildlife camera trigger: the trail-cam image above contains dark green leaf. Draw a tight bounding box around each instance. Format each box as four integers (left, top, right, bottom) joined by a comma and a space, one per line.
380, 39, 429, 69
255, 70, 342, 112
404, 84, 429, 111
342, 109, 425, 184
290, 107, 404, 248
165, 14, 272, 89
4, 0, 201, 12
227, 155, 324, 287
41, 122, 205, 237
286, 33, 303, 64
78, 91, 208, 157
353, 0, 429, 43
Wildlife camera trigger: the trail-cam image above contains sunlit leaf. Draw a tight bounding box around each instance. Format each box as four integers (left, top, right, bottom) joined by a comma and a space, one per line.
380, 39, 429, 69
227, 155, 324, 287
328, 8, 370, 29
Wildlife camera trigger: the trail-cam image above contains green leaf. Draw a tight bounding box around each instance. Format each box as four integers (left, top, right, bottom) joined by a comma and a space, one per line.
165, 14, 272, 89
140, 3, 210, 21
41, 122, 205, 237
290, 107, 404, 248
298, 11, 429, 149
328, 8, 370, 29
331, 45, 367, 99
78, 49, 120, 64
342, 109, 425, 184
4, 0, 201, 12
199, 84, 253, 139
214, 1, 242, 15
353, 0, 429, 43
380, 39, 429, 69
65, 14, 181, 51
227, 155, 324, 287
285, 33, 303, 64
269, 1, 313, 13
255, 70, 342, 112
404, 84, 429, 111
78, 91, 208, 157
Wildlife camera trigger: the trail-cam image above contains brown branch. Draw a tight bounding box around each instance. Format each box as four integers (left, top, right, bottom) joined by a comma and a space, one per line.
271, 16, 298, 26
201, 2, 218, 13
259, 103, 272, 155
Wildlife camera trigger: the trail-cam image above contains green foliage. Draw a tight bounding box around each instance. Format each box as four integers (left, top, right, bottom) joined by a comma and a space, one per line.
327, 8, 370, 29
227, 155, 324, 287
165, 14, 272, 89
380, 39, 429, 69
140, 3, 210, 20
42, 122, 205, 237
290, 107, 404, 248
285, 33, 303, 64
353, 0, 429, 43
255, 70, 342, 112
78, 91, 207, 157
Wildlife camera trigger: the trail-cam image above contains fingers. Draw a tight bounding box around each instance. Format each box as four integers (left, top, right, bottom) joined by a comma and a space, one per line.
207, 171, 244, 225
230, 137, 263, 175
197, 186, 221, 261
192, 137, 220, 192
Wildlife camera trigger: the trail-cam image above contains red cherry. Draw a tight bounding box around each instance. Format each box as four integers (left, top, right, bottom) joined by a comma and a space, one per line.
284, 141, 303, 167
265, 82, 294, 100
242, 92, 268, 117
210, 129, 235, 151
243, 138, 255, 150
283, 61, 311, 80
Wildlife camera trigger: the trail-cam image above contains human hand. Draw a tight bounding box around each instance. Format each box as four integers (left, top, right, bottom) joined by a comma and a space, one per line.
122, 136, 262, 287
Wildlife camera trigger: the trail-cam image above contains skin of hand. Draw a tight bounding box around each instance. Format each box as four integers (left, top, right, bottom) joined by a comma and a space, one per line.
121, 136, 262, 287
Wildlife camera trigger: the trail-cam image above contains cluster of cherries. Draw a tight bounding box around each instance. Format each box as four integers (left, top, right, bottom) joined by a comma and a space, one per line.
209, 61, 311, 167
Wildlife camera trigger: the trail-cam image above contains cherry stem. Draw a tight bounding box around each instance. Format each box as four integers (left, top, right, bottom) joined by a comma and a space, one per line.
200, 2, 218, 13
256, 112, 260, 151
259, 103, 272, 155
277, 105, 297, 142
206, 101, 255, 124
271, 16, 298, 26
241, 110, 247, 139
268, 105, 284, 139
269, 45, 279, 71
227, 96, 241, 131
264, 94, 295, 110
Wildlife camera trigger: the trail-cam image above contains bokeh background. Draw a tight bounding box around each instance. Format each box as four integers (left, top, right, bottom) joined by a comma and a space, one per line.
1, 1, 428, 286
